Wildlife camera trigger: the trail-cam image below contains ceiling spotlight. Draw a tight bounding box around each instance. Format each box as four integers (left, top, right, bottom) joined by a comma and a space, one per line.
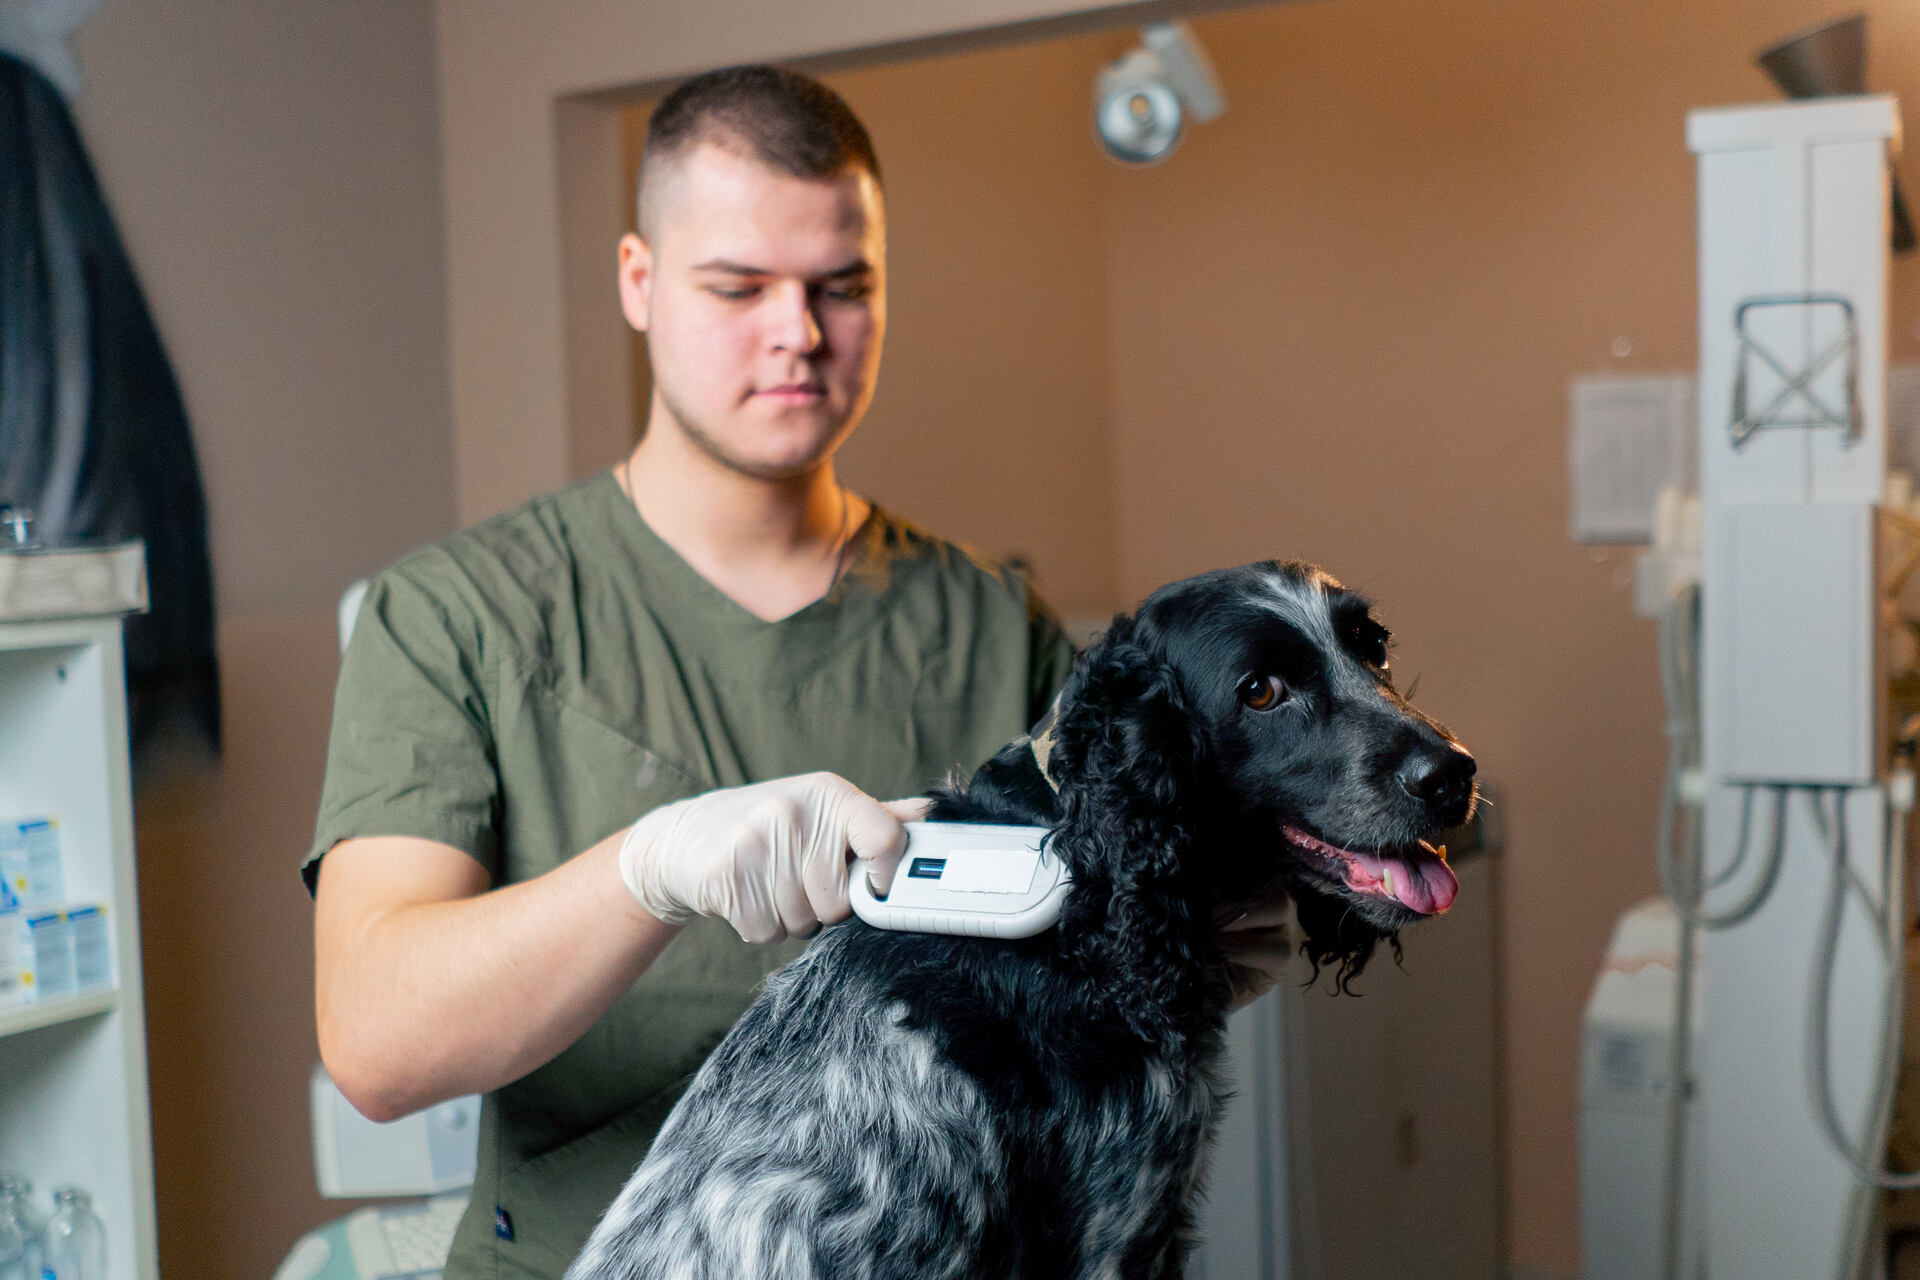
1093, 21, 1226, 166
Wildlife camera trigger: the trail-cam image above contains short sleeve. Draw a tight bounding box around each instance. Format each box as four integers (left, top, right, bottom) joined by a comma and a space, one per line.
303, 563, 503, 894
1023, 581, 1079, 729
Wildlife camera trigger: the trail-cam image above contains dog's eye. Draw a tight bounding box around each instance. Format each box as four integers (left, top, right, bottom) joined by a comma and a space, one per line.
1351, 624, 1390, 670
1239, 674, 1288, 712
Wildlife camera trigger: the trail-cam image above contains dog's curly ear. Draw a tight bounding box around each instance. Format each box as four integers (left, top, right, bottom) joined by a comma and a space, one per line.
1047, 618, 1213, 1054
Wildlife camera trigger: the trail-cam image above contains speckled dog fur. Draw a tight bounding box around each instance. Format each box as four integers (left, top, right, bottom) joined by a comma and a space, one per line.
567, 561, 1476, 1280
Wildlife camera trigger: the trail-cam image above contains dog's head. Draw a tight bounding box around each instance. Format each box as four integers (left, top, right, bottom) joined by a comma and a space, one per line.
1048, 560, 1475, 992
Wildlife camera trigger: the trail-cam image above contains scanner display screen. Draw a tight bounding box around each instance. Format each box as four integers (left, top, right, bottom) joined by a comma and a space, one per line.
935, 848, 1042, 895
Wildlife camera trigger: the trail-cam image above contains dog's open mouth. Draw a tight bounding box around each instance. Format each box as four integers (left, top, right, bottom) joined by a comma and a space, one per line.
1279, 823, 1458, 915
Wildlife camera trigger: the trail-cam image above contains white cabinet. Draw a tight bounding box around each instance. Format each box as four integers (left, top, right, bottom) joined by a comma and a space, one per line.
0, 614, 159, 1279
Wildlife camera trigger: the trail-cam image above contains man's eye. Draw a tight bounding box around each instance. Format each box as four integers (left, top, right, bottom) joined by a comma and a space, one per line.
708, 285, 759, 301
821, 283, 872, 303
1238, 674, 1288, 712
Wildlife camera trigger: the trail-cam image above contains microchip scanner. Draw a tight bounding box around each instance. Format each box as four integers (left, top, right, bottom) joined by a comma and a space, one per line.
850, 822, 1069, 938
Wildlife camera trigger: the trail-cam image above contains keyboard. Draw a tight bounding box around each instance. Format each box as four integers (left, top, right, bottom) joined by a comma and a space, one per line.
342, 1193, 467, 1278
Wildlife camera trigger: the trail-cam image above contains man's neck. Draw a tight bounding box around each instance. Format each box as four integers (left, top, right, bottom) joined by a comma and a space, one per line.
620, 422, 865, 622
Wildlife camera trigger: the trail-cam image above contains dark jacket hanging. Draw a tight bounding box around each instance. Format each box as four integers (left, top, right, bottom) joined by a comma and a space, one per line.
0, 48, 220, 758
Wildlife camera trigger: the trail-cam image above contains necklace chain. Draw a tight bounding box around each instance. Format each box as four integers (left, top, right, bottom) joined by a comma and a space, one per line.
826, 483, 854, 597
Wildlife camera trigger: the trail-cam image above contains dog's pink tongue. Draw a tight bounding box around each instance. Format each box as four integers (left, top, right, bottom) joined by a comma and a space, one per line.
1280, 824, 1460, 915
1393, 849, 1458, 914
1349, 845, 1459, 915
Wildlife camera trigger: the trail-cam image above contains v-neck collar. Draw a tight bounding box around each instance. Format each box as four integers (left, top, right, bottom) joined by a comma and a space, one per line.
593, 469, 893, 680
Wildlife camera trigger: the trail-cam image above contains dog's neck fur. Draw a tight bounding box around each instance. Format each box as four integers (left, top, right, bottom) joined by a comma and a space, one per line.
1029, 725, 1060, 792
980, 735, 1233, 1065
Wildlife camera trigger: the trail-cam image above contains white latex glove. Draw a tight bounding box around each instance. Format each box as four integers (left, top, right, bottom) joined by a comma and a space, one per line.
1218, 898, 1293, 1009
618, 772, 932, 944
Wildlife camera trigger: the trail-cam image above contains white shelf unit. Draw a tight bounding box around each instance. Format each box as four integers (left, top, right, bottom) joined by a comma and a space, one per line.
0, 614, 158, 1280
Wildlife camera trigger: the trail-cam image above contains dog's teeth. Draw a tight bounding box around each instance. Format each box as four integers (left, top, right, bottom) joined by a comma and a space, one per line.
1381, 866, 1395, 894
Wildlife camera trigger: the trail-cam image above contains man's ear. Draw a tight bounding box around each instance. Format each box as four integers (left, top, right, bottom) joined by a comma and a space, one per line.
617, 232, 653, 333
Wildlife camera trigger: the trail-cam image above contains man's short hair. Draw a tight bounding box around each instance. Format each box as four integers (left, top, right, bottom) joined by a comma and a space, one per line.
637, 65, 880, 238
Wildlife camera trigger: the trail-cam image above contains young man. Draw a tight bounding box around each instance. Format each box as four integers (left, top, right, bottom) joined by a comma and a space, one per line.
307, 68, 1075, 1277
309, 65, 1290, 1278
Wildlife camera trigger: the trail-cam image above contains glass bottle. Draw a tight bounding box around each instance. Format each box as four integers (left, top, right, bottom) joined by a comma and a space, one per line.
42, 1189, 103, 1280
0, 1207, 24, 1280
0, 1176, 41, 1280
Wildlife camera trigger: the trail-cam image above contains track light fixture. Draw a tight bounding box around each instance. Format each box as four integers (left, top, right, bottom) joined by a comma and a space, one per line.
1092, 21, 1226, 166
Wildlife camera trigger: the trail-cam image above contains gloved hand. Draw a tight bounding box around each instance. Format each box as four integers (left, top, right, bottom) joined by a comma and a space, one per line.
618, 772, 931, 944
1218, 898, 1294, 1009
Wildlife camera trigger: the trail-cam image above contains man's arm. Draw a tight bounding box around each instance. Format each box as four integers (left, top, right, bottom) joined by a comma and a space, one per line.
314, 830, 675, 1123
315, 774, 927, 1122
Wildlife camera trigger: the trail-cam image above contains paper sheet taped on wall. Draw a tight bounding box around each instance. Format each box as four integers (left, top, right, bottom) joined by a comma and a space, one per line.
1569, 374, 1696, 544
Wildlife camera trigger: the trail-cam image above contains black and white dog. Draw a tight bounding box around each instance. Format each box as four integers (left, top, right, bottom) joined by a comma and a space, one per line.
567, 561, 1476, 1280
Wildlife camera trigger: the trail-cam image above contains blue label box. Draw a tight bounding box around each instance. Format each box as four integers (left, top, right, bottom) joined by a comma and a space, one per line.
0, 818, 63, 911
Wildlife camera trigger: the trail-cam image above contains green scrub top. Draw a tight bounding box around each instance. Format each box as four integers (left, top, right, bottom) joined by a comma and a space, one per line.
306, 471, 1077, 1278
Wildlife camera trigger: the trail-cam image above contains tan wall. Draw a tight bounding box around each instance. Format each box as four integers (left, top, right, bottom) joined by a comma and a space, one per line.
53, 0, 1920, 1275
826, 43, 1121, 616
591, 4, 1920, 1275
609, 39, 1126, 617
1095, 2, 1919, 1270
73, 0, 456, 617
68, 1, 455, 1274
435, 0, 1260, 526
131, 615, 349, 1280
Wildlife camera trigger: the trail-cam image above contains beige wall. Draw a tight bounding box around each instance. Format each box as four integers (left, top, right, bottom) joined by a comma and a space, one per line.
1094, 2, 1918, 1270
131, 615, 348, 1280
51, 1, 1231, 1271
73, 0, 456, 617
589, 4, 1920, 1276
68, 1, 455, 1274
435, 0, 1259, 526
609, 39, 1127, 617
54, 0, 1920, 1274
826, 43, 1122, 616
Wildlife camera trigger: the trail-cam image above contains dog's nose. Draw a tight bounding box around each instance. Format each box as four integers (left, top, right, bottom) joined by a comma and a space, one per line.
1397, 744, 1476, 822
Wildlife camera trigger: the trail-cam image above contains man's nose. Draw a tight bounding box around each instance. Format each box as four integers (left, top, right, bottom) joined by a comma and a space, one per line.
769, 282, 823, 354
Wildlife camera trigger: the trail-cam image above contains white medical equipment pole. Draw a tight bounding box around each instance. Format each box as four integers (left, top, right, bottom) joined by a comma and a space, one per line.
1689, 95, 1901, 1280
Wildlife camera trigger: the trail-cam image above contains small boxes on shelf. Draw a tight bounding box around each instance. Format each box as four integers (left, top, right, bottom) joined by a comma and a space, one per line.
0, 909, 65, 1007
0, 905, 113, 1010
67, 905, 110, 990
0, 818, 64, 911
0, 818, 111, 1010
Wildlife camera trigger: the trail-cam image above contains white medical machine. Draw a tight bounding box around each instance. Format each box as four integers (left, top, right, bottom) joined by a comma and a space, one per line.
1580, 899, 1701, 1280
1581, 59, 1920, 1280
269, 1071, 477, 1280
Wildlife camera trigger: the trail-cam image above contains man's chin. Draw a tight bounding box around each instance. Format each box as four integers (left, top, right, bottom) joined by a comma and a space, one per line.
719, 436, 845, 483
658, 414, 847, 483
710, 435, 852, 485
652, 380, 874, 477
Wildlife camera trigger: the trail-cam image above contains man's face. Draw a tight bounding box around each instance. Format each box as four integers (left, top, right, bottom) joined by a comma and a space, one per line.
619, 143, 886, 481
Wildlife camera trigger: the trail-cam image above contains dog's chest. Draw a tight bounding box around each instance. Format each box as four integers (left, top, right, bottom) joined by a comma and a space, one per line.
1049, 1055, 1213, 1158
1001, 1057, 1217, 1271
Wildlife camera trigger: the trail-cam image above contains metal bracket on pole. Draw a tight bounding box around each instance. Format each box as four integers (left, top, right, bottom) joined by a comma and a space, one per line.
1729, 294, 1861, 448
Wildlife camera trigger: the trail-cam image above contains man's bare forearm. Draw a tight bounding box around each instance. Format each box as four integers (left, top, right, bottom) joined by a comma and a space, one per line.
315, 830, 679, 1122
